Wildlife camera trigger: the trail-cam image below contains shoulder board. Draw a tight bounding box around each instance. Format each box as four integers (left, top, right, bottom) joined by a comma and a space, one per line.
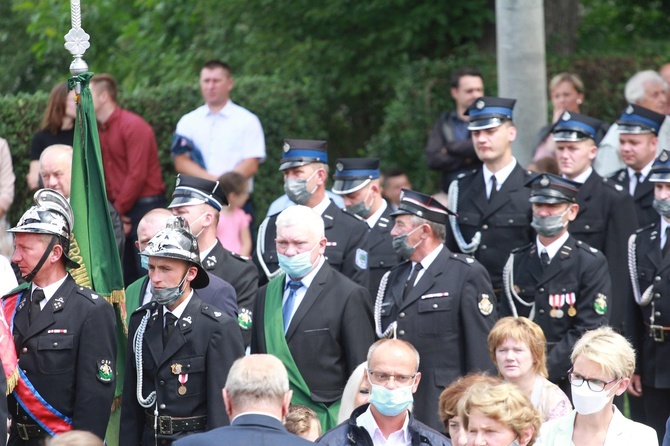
574, 240, 599, 256
201, 304, 226, 321
2, 282, 30, 299
511, 243, 534, 254
600, 177, 625, 193
635, 222, 658, 234
75, 285, 106, 303
133, 300, 158, 315
448, 252, 477, 265
229, 251, 251, 262
457, 168, 479, 181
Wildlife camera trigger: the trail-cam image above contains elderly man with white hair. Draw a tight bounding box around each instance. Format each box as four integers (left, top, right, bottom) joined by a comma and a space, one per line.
251, 204, 375, 432
595, 70, 670, 176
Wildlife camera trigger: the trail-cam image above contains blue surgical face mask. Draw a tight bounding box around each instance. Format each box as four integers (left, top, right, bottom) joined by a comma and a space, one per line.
278, 242, 320, 279
368, 381, 415, 417
392, 224, 425, 258
140, 255, 149, 271
284, 170, 319, 205
151, 269, 189, 307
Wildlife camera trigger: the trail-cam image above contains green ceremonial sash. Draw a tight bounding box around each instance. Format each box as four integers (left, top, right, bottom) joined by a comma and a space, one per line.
264, 274, 341, 431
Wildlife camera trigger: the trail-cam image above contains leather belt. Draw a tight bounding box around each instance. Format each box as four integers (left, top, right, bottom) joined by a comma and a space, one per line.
12, 423, 48, 440
145, 412, 207, 435
644, 323, 670, 342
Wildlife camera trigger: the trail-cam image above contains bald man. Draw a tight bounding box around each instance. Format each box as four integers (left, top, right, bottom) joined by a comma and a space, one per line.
125, 208, 238, 320
39, 143, 125, 257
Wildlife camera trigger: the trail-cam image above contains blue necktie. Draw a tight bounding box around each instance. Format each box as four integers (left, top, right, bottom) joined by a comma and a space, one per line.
283, 280, 303, 333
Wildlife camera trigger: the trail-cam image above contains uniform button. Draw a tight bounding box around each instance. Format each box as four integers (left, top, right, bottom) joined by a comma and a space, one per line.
482, 224, 489, 230
432, 303, 438, 309
380, 261, 385, 266
655, 276, 662, 283
481, 245, 487, 250
655, 311, 662, 317
159, 380, 165, 386
655, 293, 661, 299
21, 348, 27, 353
508, 219, 514, 224
585, 225, 591, 230
398, 330, 405, 336
53, 342, 58, 347
399, 312, 405, 318
538, 287, 545, 293
159, 404, 166, 410
539, 309, 545, 314
22, 416, 27, 421
187, 364, 191, 369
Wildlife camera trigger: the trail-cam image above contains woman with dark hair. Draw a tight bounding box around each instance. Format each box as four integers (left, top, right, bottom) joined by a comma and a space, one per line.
27, 82, 76, 190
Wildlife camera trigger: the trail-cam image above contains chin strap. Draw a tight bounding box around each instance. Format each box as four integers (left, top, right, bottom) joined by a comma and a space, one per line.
23, 236, 58, 283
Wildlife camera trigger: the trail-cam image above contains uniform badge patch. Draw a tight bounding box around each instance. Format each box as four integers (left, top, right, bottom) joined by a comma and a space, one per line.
355, 248, 368, 270
478, 294, 494, 316
97, 359, 114, 383
594, 293, 608, 315
238, 308, 252, 330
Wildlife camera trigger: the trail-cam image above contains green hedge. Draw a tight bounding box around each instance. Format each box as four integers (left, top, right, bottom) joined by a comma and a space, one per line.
0, 75, 328, 226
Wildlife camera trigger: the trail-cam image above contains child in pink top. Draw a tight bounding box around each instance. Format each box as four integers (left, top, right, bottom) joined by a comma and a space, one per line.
216, 172, 252, 256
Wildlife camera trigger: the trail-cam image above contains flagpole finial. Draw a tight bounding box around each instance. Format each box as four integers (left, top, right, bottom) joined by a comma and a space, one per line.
64, 0, 90, 75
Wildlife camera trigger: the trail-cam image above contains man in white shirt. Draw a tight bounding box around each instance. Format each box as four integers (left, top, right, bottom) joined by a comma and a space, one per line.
172, 60, 265, 186
318, 339, 449, 446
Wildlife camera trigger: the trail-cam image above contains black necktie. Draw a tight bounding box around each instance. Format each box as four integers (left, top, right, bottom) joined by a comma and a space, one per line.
540, 250, 551, 269
634, 172, 642, 196
403, 263, 423, 300
29, 289, 45, 325
489, 176, 498, 202
163, 313, 178, 347
663, 228, 670, 258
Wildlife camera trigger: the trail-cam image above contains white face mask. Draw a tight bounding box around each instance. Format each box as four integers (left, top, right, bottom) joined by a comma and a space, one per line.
571, 380, 619, 415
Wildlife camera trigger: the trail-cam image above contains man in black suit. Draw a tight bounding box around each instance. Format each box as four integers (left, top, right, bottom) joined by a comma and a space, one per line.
5, 189, 116, 444
173, 354, 314, 446
609, 104, 666, 228
500, 174, 611, 393
331, 158, 402, 298
446, 96, 534, 294
626, 150, 670, 442
255, 139, 370, 289
552, 111, 638, 333
251, 204, 375, 432
377, 189, 497, 431
168, 174, 258, 345
120, 216, 244, 445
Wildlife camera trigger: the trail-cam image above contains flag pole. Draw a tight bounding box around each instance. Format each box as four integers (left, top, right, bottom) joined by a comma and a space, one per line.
64, 0, 90, 78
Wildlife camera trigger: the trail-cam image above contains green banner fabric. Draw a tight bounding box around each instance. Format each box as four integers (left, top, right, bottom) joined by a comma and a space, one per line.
68, 73, 127, 446
264, 274, 340, 431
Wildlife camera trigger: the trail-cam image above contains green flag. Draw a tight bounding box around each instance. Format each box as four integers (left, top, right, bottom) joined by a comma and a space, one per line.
68, 73, 126, 446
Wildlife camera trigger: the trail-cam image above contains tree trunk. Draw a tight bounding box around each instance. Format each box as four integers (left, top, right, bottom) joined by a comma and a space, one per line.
544, 0, 580, 56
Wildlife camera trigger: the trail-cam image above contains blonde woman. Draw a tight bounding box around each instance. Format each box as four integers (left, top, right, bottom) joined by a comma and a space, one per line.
488, 317, 571, 422
458, 380, 541, 446
539, 326, 658, 445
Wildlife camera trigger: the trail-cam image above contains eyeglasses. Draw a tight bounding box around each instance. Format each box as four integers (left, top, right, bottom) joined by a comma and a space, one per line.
367, 369, 416, 386
567, 369, 619, 392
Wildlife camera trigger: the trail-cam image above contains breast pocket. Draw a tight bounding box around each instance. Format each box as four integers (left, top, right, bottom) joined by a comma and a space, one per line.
171, 355, 205, 397
417, 296, 452, 337
458, 212, 481, 228
637, 266, 656, 288
37, 334, 74, 374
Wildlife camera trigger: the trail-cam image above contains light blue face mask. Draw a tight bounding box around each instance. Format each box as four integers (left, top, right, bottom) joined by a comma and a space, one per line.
368, 381, 414, 417
278, 242, 320, 279
141, 255, 149, 271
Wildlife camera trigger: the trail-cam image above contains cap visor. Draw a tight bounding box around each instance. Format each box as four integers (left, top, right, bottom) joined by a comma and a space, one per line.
467, 117, 507, 131
332, 179, 370, 195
